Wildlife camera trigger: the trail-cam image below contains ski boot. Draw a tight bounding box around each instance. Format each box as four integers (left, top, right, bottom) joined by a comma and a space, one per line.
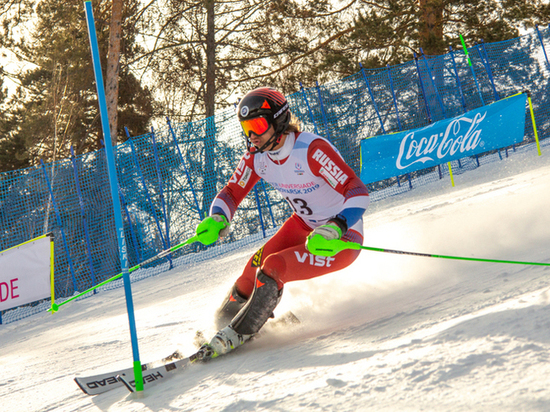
194, 325, 251, 362
230, 269, 283, 335
194, 343, 217, 362
197, 270, 283, 362
214, 284, 248, 330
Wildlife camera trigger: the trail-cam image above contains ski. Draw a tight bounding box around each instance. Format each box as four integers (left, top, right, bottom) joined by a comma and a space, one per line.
117, 312, 301, 393
74, 350, 185, 396
117, 353, 201, 392
75, 312, 300, 396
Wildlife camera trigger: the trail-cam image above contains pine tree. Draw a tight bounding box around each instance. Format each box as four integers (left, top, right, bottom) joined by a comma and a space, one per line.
0, 0, 154, 173
0, 74, 28, 171
341, 0, 548, 70
134, 0, 548, 119
133, 0, 344, 120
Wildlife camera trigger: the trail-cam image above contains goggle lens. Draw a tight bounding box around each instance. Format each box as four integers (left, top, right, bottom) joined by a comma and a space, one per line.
240, 117, 269, 137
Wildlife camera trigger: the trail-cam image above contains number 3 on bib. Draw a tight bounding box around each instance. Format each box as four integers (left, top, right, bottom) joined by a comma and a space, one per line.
286, 197, 313, 216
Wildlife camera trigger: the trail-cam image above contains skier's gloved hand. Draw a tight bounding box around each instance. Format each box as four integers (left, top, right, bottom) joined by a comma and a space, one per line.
196, 214, 230, 245
306, 224, 342, 256
309, 223, 342, 241
306, 216, 348, 256
309, 214, 347, 242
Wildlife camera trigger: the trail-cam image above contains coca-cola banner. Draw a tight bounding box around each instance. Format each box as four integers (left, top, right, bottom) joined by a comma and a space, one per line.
360, 93, 527, 184
0, 234, 54, 311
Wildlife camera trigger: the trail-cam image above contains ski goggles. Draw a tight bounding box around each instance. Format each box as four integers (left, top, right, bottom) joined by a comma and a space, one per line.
240, 117, 270, 137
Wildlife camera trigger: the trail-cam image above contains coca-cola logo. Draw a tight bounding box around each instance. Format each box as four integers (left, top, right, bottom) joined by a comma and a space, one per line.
396, 112, 486, 169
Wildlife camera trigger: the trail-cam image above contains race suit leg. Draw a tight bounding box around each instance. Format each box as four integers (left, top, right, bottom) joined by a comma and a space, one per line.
235, 213, 363, 296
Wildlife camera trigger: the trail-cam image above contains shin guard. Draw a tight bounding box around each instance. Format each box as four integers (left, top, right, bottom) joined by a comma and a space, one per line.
214, 285, 248, 330
230, 270, 283, 336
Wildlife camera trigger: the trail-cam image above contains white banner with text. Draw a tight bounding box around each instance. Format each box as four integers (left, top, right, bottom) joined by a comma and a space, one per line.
0, 234, 53, 311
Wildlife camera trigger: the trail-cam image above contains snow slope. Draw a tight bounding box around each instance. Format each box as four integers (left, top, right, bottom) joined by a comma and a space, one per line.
2, 148, 550, 412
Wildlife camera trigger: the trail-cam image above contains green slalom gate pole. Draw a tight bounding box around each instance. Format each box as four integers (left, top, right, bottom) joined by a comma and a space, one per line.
459, 33, 485, 106
48, 235, 199, 313
459, 34, 472, 66
526, 90, 542, 156
307, 236, 550, 267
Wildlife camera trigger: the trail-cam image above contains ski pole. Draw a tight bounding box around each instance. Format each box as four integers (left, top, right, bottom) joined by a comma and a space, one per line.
307, 236, 550, 267
49, 235, 199, 312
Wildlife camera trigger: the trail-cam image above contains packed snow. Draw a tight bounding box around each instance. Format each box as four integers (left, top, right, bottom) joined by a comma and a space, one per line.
2, 146, 550, 411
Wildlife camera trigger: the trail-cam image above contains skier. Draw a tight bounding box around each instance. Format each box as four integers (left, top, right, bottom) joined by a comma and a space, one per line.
194, 87, 370, 360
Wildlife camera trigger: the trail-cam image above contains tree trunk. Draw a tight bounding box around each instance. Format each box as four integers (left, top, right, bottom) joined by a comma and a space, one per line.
418, 0, 444, 56
205, 0, 216, 117
105, 0, 123, 146
203, 0, 217, 215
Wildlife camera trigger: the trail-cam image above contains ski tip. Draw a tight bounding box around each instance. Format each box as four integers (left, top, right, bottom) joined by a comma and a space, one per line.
74, 377, 91, 395
283, 311, 301, 325
270, 310, 301, 328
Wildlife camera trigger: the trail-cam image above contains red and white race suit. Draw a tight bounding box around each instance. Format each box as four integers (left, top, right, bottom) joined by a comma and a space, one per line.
210, 132, 370, 296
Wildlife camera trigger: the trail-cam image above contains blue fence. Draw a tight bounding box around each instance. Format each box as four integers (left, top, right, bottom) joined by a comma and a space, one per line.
2, 27, 550, 324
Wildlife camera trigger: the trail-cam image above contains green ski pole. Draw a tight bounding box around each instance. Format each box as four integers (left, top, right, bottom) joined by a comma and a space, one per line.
307, 235, 550, 267
49, 235, 199, 312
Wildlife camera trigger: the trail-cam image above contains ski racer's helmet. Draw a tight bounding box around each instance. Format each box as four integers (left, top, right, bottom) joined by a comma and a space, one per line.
237, 87, 291, 153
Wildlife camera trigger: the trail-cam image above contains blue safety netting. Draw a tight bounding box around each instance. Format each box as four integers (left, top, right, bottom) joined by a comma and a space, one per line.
2, 27, 550, 324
